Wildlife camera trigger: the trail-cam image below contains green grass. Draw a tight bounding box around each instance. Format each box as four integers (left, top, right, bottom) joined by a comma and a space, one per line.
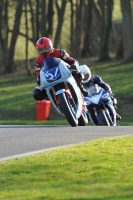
0, 58, 133, 125
0, 136, 133, 199
0, 75, 63, 121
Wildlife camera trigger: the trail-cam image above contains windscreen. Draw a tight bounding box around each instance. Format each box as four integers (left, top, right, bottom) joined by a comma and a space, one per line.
87, 84, 100, 97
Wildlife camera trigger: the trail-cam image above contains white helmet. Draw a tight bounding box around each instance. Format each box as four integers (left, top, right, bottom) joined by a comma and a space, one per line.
78, 65, 91, 83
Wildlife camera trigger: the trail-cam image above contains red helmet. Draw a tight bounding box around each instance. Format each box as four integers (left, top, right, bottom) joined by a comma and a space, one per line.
36, 37, 53, 58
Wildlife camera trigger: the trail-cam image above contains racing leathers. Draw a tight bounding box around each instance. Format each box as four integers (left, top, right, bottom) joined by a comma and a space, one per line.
84, 74, 117, 126
33, 49, 88, 101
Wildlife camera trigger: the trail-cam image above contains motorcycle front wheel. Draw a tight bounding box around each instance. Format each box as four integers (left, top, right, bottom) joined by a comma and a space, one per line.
58, 93, 78, 127
78, 111, 88, 126
98, 110, 110, 126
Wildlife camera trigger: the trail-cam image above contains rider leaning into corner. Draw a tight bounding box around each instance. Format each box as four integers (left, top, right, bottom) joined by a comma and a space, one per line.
78, 65, 121, 126
32, 37, 88, 101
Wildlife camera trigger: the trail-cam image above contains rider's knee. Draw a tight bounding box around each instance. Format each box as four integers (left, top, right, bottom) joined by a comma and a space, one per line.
32, 88, 47, 101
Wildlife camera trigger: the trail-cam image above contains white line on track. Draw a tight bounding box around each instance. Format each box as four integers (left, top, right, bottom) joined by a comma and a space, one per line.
0, 144, 76, 162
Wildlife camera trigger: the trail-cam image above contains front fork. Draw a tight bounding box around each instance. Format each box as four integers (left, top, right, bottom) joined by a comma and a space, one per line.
103, 105, 113, 125
88, 108, 101, 125
52, 86, 76, 108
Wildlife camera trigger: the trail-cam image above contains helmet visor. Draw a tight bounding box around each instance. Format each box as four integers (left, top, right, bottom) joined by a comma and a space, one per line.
84, 74, 89, 81
37, 45, 52, 55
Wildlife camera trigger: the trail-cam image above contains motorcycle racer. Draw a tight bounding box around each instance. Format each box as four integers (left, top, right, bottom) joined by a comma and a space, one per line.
32, 37, 88, 101
78, 65, 121, 126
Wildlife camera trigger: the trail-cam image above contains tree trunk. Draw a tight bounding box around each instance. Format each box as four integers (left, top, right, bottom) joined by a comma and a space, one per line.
116, 37, 124, 59
4, 0, 9, 49
99, 0, 113, 61
5, 0, 24, 73
25, 0, 31, 76
28, 0, 36, 43
0, 0, 3, 48
47, 0, 54, 38
69, 0, 74, 54
36, 0, 40, 40
73, 0, 84, 58
121, 0, 133, 59
81, 0, 93, 57
40, 0, 48, 37
54, 0, 67, 48
0, 0, 3, 67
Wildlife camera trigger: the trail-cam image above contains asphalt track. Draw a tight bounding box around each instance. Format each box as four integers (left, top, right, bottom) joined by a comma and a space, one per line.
0, 125, 133, 161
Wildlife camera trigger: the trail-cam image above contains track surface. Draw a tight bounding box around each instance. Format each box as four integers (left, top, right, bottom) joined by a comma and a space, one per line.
0, 125, 133, 161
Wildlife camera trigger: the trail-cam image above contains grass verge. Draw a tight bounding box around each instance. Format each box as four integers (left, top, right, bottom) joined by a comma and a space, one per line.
0, 136, 133, 199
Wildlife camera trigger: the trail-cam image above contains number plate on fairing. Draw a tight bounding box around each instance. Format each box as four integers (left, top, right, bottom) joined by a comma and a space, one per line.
44, 67, 61, 83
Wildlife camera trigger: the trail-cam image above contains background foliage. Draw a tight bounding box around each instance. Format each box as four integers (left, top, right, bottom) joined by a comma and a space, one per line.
0, 0, 133, 75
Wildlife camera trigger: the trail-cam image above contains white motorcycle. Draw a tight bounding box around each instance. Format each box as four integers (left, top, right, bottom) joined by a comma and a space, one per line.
40, 57, 88, 127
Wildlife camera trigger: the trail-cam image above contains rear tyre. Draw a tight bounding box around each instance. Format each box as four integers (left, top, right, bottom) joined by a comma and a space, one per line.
58, 93, 78, 127
98, 110, 110, 126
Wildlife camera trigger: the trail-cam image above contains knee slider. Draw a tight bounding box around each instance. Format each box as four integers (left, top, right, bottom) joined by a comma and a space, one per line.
33, 88, 44, 101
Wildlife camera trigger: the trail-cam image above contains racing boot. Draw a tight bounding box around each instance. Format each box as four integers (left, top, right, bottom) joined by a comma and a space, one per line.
116, 113, 121, 120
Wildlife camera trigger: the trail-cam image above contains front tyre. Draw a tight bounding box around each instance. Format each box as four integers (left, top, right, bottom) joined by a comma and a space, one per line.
58, 93, 78, 127
78, 111, 88, 126
98, 110, 110, 126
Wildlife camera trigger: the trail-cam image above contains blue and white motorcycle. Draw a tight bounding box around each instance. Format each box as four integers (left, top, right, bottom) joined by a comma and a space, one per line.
39, 57, 88, 127
84, 84, 117, 126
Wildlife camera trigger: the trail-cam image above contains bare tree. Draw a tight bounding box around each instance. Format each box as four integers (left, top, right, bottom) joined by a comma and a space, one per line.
99, 0, 114, 61
4, 0, 9, 50
70, 0, 84, 58
74, 0, 84, 58
25, 0, 31, 76
0, 0, 8, 67
36, 0, 40, 40
28, 0, 53, 43
0, 0, 3, 67
70, 0, 74, 54
0, 0, 129, 76
28, 0, 36, 42
47, 0, 54, 38
121, 0, 133, 59
5, 0, 24, 73
0, 0, 3, 47
116, 37, 124, 59
40, 0, 48, 37
54, 0, 67, 48
81, 0, 93, 57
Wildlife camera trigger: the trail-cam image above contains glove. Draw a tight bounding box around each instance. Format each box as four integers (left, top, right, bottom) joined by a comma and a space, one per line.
77, 72, 84, 81
69, 64, 78, 71
37, 76, 40, 85
106, 89, 113, 97
69, 64, 84, 80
